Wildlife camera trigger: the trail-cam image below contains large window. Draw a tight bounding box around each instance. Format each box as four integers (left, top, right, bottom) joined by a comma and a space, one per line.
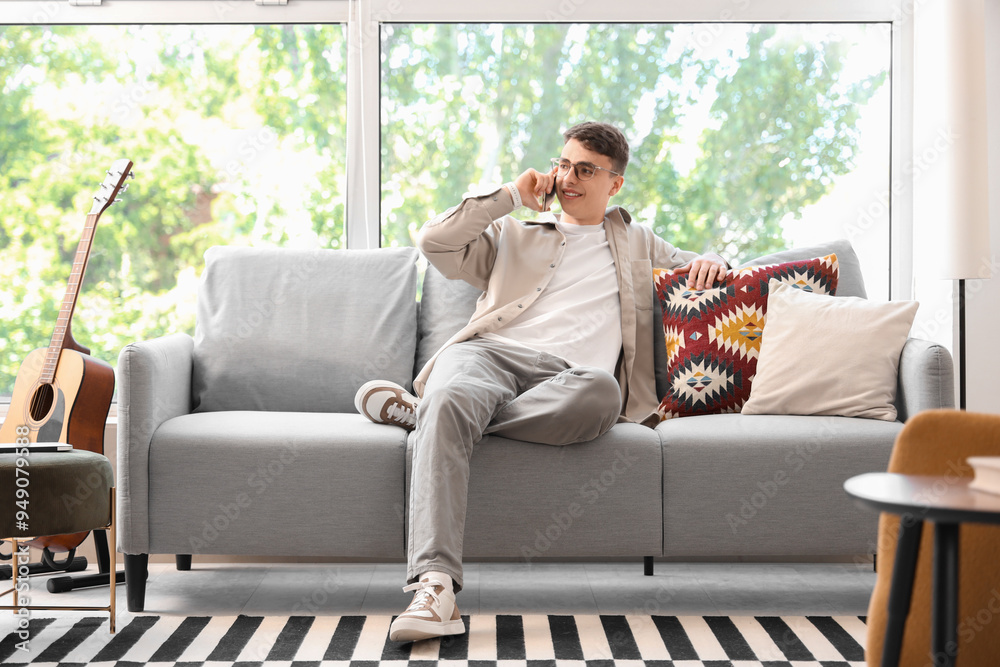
0, 24, 346, 397
381, 23, 890, 293
1, 7, 902, 401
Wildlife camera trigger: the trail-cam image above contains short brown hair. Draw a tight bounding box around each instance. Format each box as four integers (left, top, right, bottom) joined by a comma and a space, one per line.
563, 122, 629, 175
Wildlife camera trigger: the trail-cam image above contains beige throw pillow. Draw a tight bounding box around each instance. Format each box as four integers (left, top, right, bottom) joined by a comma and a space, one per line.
741, 280, 919, 421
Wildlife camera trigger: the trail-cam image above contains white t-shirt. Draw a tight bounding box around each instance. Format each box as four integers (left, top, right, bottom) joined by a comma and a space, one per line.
481, 220, 623, 374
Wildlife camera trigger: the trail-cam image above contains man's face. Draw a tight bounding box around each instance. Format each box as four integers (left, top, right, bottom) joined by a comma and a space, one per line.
556, 138, 624, 225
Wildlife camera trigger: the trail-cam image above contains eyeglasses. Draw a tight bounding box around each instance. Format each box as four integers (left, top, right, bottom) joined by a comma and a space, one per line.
550, 158, 620, 181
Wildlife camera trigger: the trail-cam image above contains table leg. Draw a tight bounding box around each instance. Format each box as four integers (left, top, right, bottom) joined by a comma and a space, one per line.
881, 517, 923, 667
932, 522, 960, 667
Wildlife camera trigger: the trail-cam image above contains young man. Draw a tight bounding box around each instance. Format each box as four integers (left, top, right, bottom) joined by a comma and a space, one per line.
355, 122, 727, 642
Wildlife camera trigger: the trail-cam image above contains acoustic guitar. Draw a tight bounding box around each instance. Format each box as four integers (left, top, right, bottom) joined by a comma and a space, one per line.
1, 158, 133, 556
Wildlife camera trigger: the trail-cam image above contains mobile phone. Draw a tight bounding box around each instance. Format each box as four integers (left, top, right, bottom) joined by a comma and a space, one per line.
543, 180, 557, 211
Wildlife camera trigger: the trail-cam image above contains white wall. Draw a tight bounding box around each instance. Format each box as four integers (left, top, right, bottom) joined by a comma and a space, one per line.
967, 1, 1000, 414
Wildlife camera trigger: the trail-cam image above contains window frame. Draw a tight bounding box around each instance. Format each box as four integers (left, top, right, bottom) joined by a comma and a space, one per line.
0, 0, 914, 300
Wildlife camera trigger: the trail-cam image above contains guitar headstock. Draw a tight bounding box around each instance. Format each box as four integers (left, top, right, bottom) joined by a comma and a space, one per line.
90, 158, 134, 215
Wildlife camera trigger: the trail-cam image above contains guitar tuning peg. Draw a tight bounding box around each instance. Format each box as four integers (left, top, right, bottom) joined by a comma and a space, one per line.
128, 171, 135, 179
120, 183, 130, 192
112, 198, 123, 206
107, 170, 113, 176
93, 195, 101, 201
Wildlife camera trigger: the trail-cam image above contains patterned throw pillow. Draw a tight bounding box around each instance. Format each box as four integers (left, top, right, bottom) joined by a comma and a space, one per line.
653, 254, 839, 420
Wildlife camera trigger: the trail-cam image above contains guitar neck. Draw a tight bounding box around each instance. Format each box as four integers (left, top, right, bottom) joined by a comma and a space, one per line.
41, 212, 99, 384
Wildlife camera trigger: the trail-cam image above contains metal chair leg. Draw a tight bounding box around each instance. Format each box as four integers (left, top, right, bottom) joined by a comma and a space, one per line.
881, 517, 924, 667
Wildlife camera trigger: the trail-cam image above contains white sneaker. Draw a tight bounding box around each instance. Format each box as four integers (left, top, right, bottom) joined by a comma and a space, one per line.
355, 380, 421, 431
388, 578, 465, 642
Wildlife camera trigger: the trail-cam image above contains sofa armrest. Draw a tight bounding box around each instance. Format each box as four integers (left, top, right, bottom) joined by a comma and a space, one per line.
895, 338, 955, 422
116, 333, 194, 554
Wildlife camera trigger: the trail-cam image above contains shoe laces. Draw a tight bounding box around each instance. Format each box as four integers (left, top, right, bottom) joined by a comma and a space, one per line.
402, 579, 444, 610
387, 402, 416, 427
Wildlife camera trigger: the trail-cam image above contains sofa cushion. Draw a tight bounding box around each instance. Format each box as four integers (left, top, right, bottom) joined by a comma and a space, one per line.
653, 255, 839, 420
416, 264, 482, 374
407, 422, 663, 558
656, 413, 900, 557
742, 281, 919, 421
192, 246, 418, 413
147, 411, 407, 556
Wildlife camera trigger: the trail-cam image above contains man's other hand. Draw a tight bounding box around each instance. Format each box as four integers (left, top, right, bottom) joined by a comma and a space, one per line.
514, 168, 557, 212
672, 253, 728, 291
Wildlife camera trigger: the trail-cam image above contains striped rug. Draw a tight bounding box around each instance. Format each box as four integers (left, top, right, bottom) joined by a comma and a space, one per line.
0, 614, 867, 665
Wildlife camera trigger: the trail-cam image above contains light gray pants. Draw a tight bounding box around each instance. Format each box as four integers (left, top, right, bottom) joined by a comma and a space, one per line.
406, 338, 622, 592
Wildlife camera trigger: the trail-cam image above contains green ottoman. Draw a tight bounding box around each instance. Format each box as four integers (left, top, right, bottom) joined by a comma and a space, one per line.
1, 449, 117, 632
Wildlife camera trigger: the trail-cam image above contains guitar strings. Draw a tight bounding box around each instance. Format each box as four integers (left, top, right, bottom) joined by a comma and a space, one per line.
28, 381, 50, 422
29, 384, 40, 421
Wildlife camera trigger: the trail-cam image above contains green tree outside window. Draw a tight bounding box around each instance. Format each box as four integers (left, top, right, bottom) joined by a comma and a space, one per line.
0, 22, 887, 398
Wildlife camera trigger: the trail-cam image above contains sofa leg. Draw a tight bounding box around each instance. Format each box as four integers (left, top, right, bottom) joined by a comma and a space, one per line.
125, 553, 149, 612
644, 556, 654, 576
176, 554, 192, 571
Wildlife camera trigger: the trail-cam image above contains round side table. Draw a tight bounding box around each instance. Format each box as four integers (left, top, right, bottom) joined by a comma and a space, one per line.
844, 472, 1000, 667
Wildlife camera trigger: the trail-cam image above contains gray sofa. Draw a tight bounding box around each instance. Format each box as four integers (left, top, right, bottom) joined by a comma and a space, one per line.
115, 239, 955, 612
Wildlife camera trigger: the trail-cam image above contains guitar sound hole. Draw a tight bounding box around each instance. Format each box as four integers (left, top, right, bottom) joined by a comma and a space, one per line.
30, 384, 55, 421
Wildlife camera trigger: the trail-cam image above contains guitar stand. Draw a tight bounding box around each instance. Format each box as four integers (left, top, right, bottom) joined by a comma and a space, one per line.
46, 530, 125, 593
0, 541, 87, 580
0, 531, 124, 592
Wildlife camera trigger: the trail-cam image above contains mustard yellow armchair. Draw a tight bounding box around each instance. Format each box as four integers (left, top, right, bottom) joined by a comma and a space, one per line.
866, 409, 1000, 666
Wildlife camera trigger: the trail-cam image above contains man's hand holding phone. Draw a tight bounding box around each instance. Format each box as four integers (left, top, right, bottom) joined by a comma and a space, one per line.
514, 167, 558, 212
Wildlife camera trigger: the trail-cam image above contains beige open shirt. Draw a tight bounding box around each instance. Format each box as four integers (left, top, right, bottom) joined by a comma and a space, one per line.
414, 185, 700, 427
